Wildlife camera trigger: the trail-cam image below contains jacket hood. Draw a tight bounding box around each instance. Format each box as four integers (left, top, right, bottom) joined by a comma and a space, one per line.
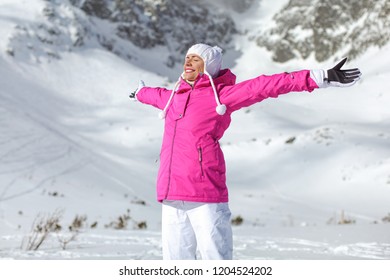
196, 69, 236, 89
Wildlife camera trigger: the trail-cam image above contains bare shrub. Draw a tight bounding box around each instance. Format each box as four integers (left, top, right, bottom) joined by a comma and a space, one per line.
337, 210, 356, 225
90, 221, 98, 228
21, 209, 63, 251
57, 232, 78, 250
285, 136, 296, 144
57, 215, 87, 250
327, 210, 356, 225
22, 211, 94, 251
105, 209, 147, 230
105, 209, 131, 229
382, 213, 390, 223
135, 221, 147, 229
69, 215, 87, 231
231, 215, 244, 226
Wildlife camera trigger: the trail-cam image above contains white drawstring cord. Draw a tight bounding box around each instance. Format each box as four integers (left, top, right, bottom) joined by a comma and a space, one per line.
159, 69, 226, 119
204, 71, 226, 115
159, 77, 182, 119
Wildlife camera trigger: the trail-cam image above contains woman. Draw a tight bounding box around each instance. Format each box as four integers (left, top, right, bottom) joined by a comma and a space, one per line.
130, 43, 361, 260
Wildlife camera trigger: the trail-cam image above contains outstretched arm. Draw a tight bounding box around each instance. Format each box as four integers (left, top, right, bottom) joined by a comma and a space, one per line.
129, 80, 172, 110
220, 70, 318, 112
220, 58, 361, 112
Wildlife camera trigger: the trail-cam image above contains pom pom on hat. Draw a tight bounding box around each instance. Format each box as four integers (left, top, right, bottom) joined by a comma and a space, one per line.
186, 43, 223, 78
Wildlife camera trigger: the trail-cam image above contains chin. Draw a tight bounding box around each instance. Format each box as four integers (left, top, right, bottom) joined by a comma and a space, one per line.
185, 76, 196, 81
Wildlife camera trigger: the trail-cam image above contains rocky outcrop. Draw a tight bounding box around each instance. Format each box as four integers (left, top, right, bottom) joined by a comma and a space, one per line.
72, 0, 237, 67
7, 0, 236, 68
256, 0, 390, 62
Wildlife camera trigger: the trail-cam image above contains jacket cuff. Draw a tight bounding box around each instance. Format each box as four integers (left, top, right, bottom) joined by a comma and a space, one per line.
310, 69, 328, 88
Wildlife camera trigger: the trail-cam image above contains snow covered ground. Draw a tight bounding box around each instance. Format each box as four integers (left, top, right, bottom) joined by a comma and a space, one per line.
0, 0, 389, 260
1, 225, 390, 260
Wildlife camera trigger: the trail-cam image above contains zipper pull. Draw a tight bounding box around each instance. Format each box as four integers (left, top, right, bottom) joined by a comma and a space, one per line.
198, 147, 202, 162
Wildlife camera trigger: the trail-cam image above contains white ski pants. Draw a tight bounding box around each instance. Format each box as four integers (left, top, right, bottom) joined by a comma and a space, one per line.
162, 200, 233, 260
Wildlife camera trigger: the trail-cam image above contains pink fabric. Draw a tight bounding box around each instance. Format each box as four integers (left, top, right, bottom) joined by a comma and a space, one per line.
136, 69, 319, 202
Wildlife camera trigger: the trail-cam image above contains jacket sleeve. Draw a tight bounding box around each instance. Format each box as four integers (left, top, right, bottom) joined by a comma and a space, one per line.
220, 70, 319, 112
136, 86, 172, 110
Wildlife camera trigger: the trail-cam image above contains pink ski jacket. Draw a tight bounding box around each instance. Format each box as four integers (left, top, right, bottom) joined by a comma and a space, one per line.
137, 69, 319, 203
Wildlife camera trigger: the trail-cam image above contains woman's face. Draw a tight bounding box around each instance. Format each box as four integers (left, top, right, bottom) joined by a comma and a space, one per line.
183, 54, 204, 82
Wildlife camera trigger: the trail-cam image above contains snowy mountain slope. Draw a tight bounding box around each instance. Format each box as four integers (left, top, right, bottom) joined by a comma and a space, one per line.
0, 0, 389, 260
0, 53, 165, 231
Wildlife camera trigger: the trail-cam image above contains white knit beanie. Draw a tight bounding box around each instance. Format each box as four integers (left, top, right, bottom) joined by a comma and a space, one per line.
186, 43, 223, 78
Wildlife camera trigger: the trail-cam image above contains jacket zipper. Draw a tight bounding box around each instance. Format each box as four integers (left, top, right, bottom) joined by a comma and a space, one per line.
198, 147, 204, 177
165, 120, 178, 199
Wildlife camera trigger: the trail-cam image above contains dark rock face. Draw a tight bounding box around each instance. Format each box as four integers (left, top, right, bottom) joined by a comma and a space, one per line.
6, 0, 388, 68
8, 0, 236, 68
71, 0, 237, 66
256, 0, 390, 62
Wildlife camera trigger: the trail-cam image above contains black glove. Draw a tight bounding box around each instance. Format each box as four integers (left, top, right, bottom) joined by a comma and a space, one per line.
325, 58, 361, 87
129, 80, 145, 100
129, 89, 137, 99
